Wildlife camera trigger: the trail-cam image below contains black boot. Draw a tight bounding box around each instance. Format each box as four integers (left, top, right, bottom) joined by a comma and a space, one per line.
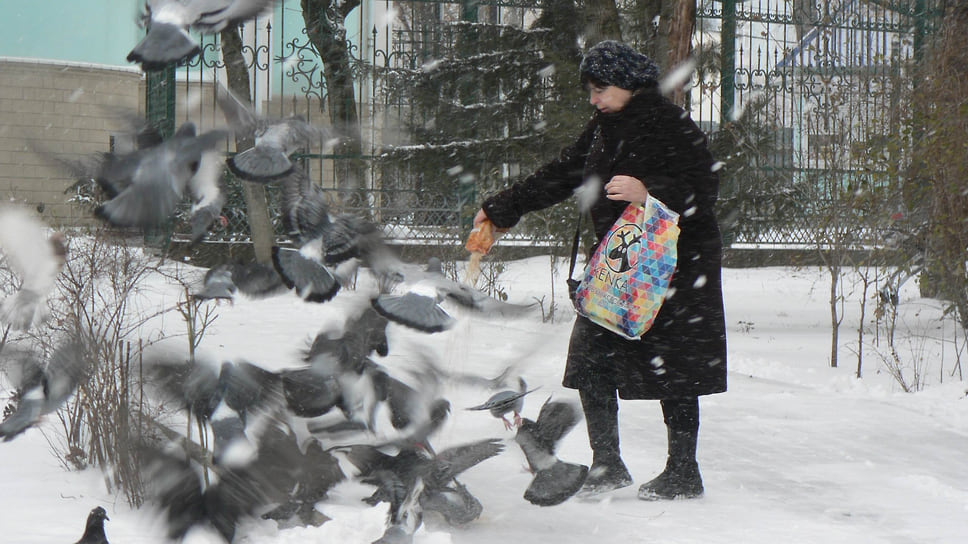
638, 397, 704, 501
576, 389, 632, 498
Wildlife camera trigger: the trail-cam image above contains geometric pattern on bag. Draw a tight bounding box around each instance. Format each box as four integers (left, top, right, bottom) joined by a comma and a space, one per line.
574, 196, 680, 339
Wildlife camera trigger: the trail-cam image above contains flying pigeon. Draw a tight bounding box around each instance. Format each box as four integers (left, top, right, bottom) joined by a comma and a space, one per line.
371, 289, 456, 333
279, 365, 342, 418
277, 168, 330, 246
339, 438, 503, 539
514, 398, 589, 506
215, 84, 337, 181
217, 359, 282, 424
73, 506, 110, 544
466, 377, 538, 430
186, 150, 228, 244
139, 425, 304, 543
262, 436, 344, 526
93, 122, 228, 228
128, 0, 279, 71
193, 261, 287, 302
0, 205, 68, 330
271, 246, 340, 303
0, 340, 91, 441
146, 356, 223, 428
371, 257, 533, 333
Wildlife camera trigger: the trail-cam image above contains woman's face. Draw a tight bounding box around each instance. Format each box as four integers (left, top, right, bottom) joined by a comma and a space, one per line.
588, 85, 633, 113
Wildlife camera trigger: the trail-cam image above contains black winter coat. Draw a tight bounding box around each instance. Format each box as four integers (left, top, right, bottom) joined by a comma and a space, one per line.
482, 89, 727, 400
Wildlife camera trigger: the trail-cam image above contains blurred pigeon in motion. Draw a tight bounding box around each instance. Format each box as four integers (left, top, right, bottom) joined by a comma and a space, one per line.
262, 435, 345, 527
372, 289, 455, 333
209, 410, 248, 465
271, 246, 340, 303
466, 377, 538, 430
277, 168, 329, 246
139, 424, 304, 543
128, 0, 279, 71
44, 119, 228, 229
73, 506, 110, 544
186, 150, 228, 244
93, 122, 227, 228
147, 355, 286, 430
216, 85, 337, 182
339, 438, 503, 540
217, 359, 282, 424
0, 339, 91, 441
419, 438, 503, 526
372, 257, 533, 333
514, 398, 588, 506
146, 356, 223, 429
280, 310, 389, 424
418, 480, 483, 527
279, 365, 342, 419
0, 205, 68, 330
193, 261, 286, 302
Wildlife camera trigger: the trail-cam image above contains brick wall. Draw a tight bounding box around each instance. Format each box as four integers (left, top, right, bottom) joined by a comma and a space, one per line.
0, 58, 143, 227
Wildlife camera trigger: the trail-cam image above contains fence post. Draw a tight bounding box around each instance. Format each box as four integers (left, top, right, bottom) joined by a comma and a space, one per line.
719, 0, 736, 122
144, 65, 177, 253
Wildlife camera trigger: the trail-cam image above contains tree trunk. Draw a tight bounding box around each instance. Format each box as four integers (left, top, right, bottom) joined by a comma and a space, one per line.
665, 0, 696, 106
220, 25, 274, 263
582, 0, 623, 46
301, 0, 365, 201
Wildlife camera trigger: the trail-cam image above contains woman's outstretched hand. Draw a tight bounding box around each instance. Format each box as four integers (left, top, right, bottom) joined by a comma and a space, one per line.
473, 209, 489, 228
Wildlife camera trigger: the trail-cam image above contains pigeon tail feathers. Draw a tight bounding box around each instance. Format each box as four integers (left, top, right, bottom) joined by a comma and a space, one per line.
127, 22, 200, 70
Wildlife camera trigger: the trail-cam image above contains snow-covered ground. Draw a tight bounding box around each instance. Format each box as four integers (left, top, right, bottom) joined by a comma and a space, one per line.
1, 257, 967, 544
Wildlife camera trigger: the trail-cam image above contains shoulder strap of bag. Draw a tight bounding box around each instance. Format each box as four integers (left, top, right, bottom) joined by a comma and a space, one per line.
568, 213, 582, 280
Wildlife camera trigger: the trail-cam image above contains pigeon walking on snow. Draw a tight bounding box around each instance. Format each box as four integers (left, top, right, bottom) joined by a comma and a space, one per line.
128, 0, 279, 71
514, 398, 589, 506
73, 506, 110, 544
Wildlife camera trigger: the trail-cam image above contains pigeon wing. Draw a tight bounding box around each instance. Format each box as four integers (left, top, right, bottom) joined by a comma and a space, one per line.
271, 246, 340, 302
428, 438, 505, 486
372, 292, 455, 333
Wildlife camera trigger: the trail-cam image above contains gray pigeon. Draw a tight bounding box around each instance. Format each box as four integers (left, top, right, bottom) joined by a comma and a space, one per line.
0, 206, 68, 330
216, 84, 336, 181
339, 438, 503, 540
92, 122, 228, 228
466, 377, 538, 430
271, 246, 340, 303
73, 506, 110, 544
0, 340, 91, 441
514, 398, 589, 506
139, 424, 303, 543
193, 261, 287, 302
372, 257, 535, 333
128, 0, 279, 71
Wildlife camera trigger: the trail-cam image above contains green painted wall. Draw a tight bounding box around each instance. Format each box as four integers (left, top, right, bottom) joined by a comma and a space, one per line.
2, 1, 143, 67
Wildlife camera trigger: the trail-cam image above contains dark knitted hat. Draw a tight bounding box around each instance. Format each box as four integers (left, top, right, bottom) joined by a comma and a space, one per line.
579, 40, 659, 90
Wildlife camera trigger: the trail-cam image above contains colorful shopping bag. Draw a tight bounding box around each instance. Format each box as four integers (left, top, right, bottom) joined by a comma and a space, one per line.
573, 197, 680, 339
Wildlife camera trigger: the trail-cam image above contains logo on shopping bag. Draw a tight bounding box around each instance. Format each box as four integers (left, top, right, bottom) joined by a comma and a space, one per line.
604, 224, 643, 273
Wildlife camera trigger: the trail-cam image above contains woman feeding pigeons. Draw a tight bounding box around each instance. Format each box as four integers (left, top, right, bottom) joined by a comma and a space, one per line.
472, 40, 728, 501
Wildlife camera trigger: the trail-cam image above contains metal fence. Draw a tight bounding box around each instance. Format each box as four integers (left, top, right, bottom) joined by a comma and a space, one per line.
148, 0, 943, 250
